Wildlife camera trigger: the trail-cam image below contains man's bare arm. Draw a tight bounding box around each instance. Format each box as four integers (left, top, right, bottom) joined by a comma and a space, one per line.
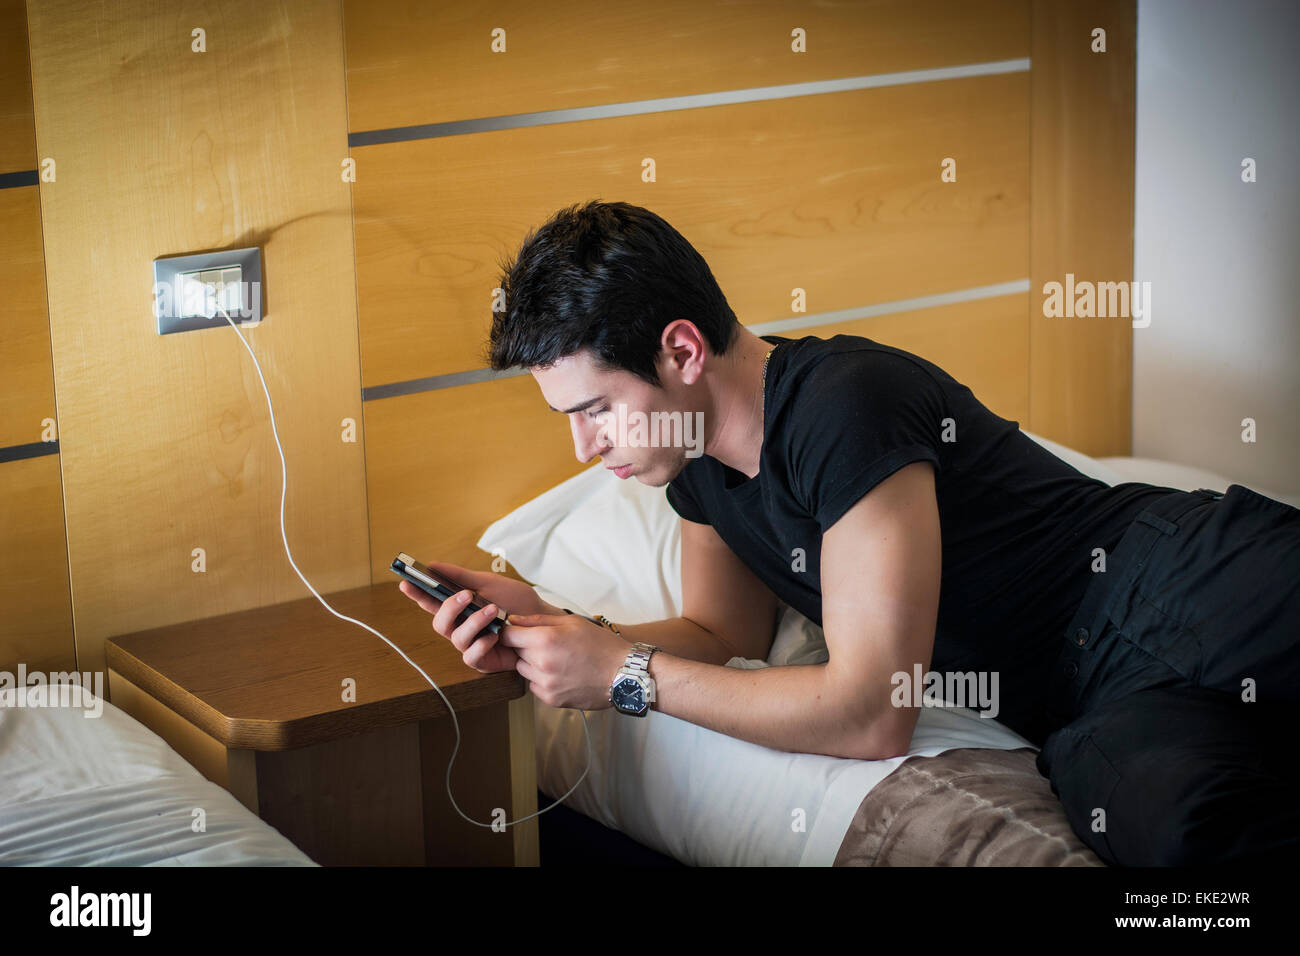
614, 514, 782, 666
616, 617, 735, 666
637, 461, 942, 760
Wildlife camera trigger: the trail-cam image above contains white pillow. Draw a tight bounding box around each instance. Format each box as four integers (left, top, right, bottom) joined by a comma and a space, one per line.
476, 429, 1130, 667
476, 463, 825, 666
475, 462, 680, 624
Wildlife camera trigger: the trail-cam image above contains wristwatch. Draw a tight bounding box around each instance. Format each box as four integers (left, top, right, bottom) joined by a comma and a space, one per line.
609, 642, 658, 717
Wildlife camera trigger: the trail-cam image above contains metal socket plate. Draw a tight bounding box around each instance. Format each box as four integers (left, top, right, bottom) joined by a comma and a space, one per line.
153, 247, 263, 335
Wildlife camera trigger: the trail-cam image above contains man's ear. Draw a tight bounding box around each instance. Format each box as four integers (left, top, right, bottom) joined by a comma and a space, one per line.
660, 319, 706, 386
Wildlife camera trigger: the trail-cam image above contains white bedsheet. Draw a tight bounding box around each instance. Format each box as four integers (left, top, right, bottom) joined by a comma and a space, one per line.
532, 651, 1032, 867
0, 686, 316, 866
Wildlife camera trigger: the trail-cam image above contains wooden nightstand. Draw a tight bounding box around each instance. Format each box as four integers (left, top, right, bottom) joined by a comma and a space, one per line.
105, 581, 537, 866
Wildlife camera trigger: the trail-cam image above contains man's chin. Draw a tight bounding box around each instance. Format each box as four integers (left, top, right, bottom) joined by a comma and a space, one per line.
633, 467, 669, 488
642, 459, 692, 487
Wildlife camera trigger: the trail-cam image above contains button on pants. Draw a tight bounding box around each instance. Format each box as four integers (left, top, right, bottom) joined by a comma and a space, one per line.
1035, 484, 1300, 866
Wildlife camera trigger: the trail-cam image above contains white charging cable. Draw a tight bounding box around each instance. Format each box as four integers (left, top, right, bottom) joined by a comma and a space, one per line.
214, 301, 592, 830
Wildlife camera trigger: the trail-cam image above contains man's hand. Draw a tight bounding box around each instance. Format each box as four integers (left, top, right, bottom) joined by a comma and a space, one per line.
397, 560, 562, 673
497, 612, 629, 710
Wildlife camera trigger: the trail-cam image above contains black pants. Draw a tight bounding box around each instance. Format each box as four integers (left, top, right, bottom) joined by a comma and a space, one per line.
1036, 484, 1300, 866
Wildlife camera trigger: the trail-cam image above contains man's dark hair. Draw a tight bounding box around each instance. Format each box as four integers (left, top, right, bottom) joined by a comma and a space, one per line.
486, 200, 741, 387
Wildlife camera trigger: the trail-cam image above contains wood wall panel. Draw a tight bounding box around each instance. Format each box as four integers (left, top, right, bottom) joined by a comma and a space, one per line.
1028, 0, 1136, 456
0, 0, 72, 676
0, 0, 1133, 688
0, 0, 35, 173
0, 455, 75, 673
343, 0, 1029, 132
26, 0, 370, 676
778, 292, 1031, 425
354, 71, 1030, 387
1, 185, 56, 449
364, 373, 581, 577
364, 296, 1028, 580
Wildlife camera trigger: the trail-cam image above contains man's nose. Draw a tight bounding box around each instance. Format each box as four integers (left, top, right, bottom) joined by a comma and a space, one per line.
571, 414, 609, 464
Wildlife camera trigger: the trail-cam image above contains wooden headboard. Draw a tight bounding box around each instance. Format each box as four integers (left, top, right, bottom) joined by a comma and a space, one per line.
2, 0, 1135, 677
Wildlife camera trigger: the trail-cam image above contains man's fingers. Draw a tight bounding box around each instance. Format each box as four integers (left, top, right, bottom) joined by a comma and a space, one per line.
514, 656, 540, 684
463, 632, 500, 670
449, 601, 501, 653
426, 560, 481, 587
398, 580, 442, 615
498, 618, 548, 649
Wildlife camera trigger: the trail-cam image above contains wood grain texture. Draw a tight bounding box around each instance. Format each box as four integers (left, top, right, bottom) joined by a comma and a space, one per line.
343, 0, 1029, 132
254, 721, 422, 866
0, 0, 36, 173
0, 1, 69, 678
105, 580, 526, 750
25, 0, 371, 677
1028, 0, 1136, 455
0, 185, 55, 450
362, 296, 1030, 580
506, 690, 539, 865
769, 292, 1031, 425
353, 71, 1030, 387
363, 371, 584, 577
0, 454, 75, 673
419, 695, 539, 865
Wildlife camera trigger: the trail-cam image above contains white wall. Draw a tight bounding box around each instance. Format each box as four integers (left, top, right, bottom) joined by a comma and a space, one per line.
1133, 0, 1299, 495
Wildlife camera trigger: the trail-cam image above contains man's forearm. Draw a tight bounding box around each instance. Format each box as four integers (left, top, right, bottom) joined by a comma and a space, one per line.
587, 615, 904, 758
640, 651, 900, 760
615, 617, 738, 666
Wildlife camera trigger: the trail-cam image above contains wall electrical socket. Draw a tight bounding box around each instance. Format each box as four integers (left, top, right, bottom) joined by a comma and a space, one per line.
153, 247, 263, 334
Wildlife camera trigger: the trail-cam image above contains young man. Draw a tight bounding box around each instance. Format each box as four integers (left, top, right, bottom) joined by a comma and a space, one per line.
399, 200, 1300, 867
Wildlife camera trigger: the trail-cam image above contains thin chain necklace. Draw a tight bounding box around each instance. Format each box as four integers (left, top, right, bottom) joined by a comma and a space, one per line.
745, 344, 775, 482
761, 344, 775, 411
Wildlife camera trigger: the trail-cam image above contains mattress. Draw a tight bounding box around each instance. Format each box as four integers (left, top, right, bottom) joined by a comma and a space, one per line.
0, 685, 317, 866
530, 634, 1041, 866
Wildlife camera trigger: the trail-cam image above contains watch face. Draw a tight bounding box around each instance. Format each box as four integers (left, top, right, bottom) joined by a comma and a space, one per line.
611, 676, 646, 713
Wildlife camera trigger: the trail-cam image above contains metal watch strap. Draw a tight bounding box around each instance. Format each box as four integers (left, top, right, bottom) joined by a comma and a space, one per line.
611, 641, 658, 715
623, 641, 657, 676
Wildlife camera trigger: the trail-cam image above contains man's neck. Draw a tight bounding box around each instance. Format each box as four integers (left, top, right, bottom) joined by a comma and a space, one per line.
703, 329, 774, 480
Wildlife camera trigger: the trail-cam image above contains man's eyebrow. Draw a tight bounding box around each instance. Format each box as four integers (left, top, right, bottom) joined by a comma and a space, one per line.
548, 396, 605, 415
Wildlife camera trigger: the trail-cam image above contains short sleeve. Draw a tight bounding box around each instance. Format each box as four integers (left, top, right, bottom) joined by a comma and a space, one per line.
786, 351, 943, 533
666, 470, 711, 525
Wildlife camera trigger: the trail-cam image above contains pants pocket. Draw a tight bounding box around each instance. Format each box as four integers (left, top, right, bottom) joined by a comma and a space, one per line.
1037, 727, 1121, 865
1104, 576, 1201, 682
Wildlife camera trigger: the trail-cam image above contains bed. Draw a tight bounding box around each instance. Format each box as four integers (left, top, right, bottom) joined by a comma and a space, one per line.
478, 430, 1298, 867
3, 438, 1288, 868
0, 683, 316, 866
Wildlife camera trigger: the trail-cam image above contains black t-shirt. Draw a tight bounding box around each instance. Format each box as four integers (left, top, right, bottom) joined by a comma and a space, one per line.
665, 333, 1179, 745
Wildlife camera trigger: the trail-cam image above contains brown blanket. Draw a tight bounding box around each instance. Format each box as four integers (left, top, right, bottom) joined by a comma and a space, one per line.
834, 747, 1104, 866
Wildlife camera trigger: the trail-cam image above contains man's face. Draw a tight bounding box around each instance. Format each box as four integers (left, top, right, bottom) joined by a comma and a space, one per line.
532, 348, 698, 487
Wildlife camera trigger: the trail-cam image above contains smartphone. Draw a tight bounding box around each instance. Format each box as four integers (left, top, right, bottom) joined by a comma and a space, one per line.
391, 552, 507, 637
